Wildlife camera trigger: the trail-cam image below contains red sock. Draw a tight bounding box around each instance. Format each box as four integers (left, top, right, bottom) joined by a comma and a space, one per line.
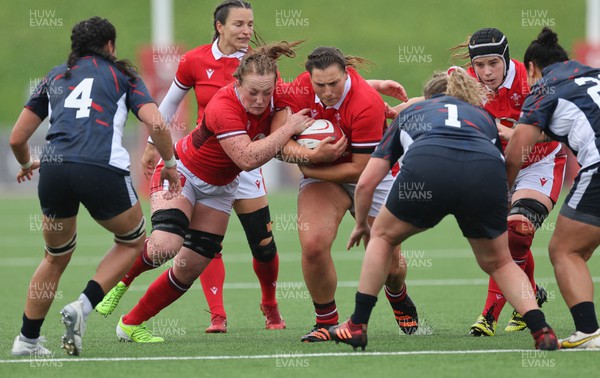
122, 239, 158, 287
253, 253, 279, 306
199, 253, 226, 318
523, 249, 536, 289
483, 277, 506, 321
122, 268, 190, 325
315, 300, 338, 325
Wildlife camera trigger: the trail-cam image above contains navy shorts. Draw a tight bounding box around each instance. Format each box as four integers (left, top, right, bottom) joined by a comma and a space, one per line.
560, 163, 600, 227
385, 146, 508, 239
38, 163, 138, 220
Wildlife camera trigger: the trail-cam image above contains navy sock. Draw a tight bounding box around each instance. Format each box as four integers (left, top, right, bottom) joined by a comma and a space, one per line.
523, 309, 548, 333
20, 313, 45, 340
570, 301, 599, 334
82, 280, 105, 309
351, 291, 378, 325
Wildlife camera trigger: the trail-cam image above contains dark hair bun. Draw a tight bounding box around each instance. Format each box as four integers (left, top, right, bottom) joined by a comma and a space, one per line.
536, 27, 559, 47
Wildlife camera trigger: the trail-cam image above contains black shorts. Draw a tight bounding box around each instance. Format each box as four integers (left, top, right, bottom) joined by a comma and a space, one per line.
385, 146, 508, 239
38, 163, 138, 220
560, 163, 600, 227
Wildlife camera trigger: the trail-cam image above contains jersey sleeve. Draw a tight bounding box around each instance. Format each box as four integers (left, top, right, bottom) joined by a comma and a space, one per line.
274, 75, 310, 113
349, 103, 386, 154
174, 51, 195, 89
126, 75, 156, 120
205, 95, 248, 140
372, 117, 404, 167
24, 75, 50, 120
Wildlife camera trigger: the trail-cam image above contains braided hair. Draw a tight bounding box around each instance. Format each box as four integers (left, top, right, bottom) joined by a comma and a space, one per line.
65, 17, 136, 79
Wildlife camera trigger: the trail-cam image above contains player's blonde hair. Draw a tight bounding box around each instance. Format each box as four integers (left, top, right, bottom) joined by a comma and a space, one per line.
423, 68, 487, 107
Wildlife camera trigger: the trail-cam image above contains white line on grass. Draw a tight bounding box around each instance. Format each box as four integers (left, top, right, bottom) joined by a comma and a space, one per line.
2, 349, 591, 364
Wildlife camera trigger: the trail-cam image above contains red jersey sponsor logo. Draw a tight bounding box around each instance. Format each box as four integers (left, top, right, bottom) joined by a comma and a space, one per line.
255, 180, 261, 189
540, 177, 548, 186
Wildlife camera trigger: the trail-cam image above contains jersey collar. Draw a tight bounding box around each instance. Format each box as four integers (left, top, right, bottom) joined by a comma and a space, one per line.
212, 38, 247, 60
314, 73, 352, 110
499, 60, 516, 90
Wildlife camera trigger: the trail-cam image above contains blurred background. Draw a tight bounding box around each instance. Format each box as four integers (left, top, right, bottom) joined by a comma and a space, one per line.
0, 0, 595, 194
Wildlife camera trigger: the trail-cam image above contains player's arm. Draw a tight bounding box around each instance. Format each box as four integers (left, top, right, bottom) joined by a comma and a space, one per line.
9, 108, 44, 183
504, 122, 541, 188
220, 108, 312, 171
346, 157, 390, 249
143, 82, 190, 177
367, 80, 409, 102
299, 152, 370, 183
386, 96, 425, 119
138, 103, 181, 196
270, 108, 347, 164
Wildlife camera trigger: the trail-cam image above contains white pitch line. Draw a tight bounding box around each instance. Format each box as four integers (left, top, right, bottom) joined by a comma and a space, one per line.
3, 348, 590, 364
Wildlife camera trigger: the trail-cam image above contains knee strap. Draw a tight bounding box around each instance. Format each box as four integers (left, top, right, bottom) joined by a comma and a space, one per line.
46, 233, 77, 256
115, 217, 146, 244
151, 209, 189, 238
509, 198, 549, 230
183, 230, 223, 259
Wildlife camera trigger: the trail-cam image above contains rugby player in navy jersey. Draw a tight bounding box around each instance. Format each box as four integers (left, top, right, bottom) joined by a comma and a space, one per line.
9, 17, 180, 356
324, 67, 558, 351
506, 27, 600, 349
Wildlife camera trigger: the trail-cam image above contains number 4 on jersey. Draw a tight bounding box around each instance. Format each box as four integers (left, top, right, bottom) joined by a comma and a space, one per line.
64, 78, 94, 118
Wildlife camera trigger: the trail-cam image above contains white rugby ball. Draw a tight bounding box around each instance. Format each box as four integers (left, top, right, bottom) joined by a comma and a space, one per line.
294, 119, 344, 149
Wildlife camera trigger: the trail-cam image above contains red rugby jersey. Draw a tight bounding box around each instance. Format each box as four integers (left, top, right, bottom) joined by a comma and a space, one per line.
175, 83, 274, 186
468, 59, 559, 168
276, 67, 387, 165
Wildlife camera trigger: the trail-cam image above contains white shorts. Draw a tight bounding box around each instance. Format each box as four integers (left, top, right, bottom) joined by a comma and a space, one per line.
299, 173, 394, 218
155, 161, 238, 215
512, 144, 566, 203
235, 168, 267, 200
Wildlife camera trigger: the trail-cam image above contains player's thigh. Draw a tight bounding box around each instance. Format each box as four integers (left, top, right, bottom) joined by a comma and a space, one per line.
189, 202, 230, 235
370, 206, 425, 246
233, 196, 268, 214
298, 181, 351, 247
234, 169, 268, 213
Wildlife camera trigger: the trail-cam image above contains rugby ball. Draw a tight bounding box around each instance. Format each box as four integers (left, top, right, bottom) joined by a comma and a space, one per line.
294, 119, 344, 149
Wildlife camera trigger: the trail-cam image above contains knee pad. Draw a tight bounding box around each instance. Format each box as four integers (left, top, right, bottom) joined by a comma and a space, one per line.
183, 230, 223, 259
151, 209, 189, 238
237, 206, 277, 262
114, 217, 146, 244
509, 198, 549, 230
251, 238, 277, 262
46, 233, 77, 256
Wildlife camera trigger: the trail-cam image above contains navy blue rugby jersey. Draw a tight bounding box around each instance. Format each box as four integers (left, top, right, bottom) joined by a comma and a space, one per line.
519, 60, 600, 169
373, 94, 503, 166
25, 56, 154, 173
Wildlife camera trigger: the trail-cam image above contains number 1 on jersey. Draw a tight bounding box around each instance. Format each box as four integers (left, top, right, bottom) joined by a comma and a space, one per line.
444, 104, 461, 127
64, 78, 94, 118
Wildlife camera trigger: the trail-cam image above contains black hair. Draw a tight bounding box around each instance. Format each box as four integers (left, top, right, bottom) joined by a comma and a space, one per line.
65, 16, 136, 79
523, 27, 569, 70
212, 0, 265, 46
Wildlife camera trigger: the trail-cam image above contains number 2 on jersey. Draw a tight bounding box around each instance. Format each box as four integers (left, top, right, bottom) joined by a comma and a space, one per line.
444, 104, 461, 127
575, 75, 600, 109
64, 78, 94, 118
